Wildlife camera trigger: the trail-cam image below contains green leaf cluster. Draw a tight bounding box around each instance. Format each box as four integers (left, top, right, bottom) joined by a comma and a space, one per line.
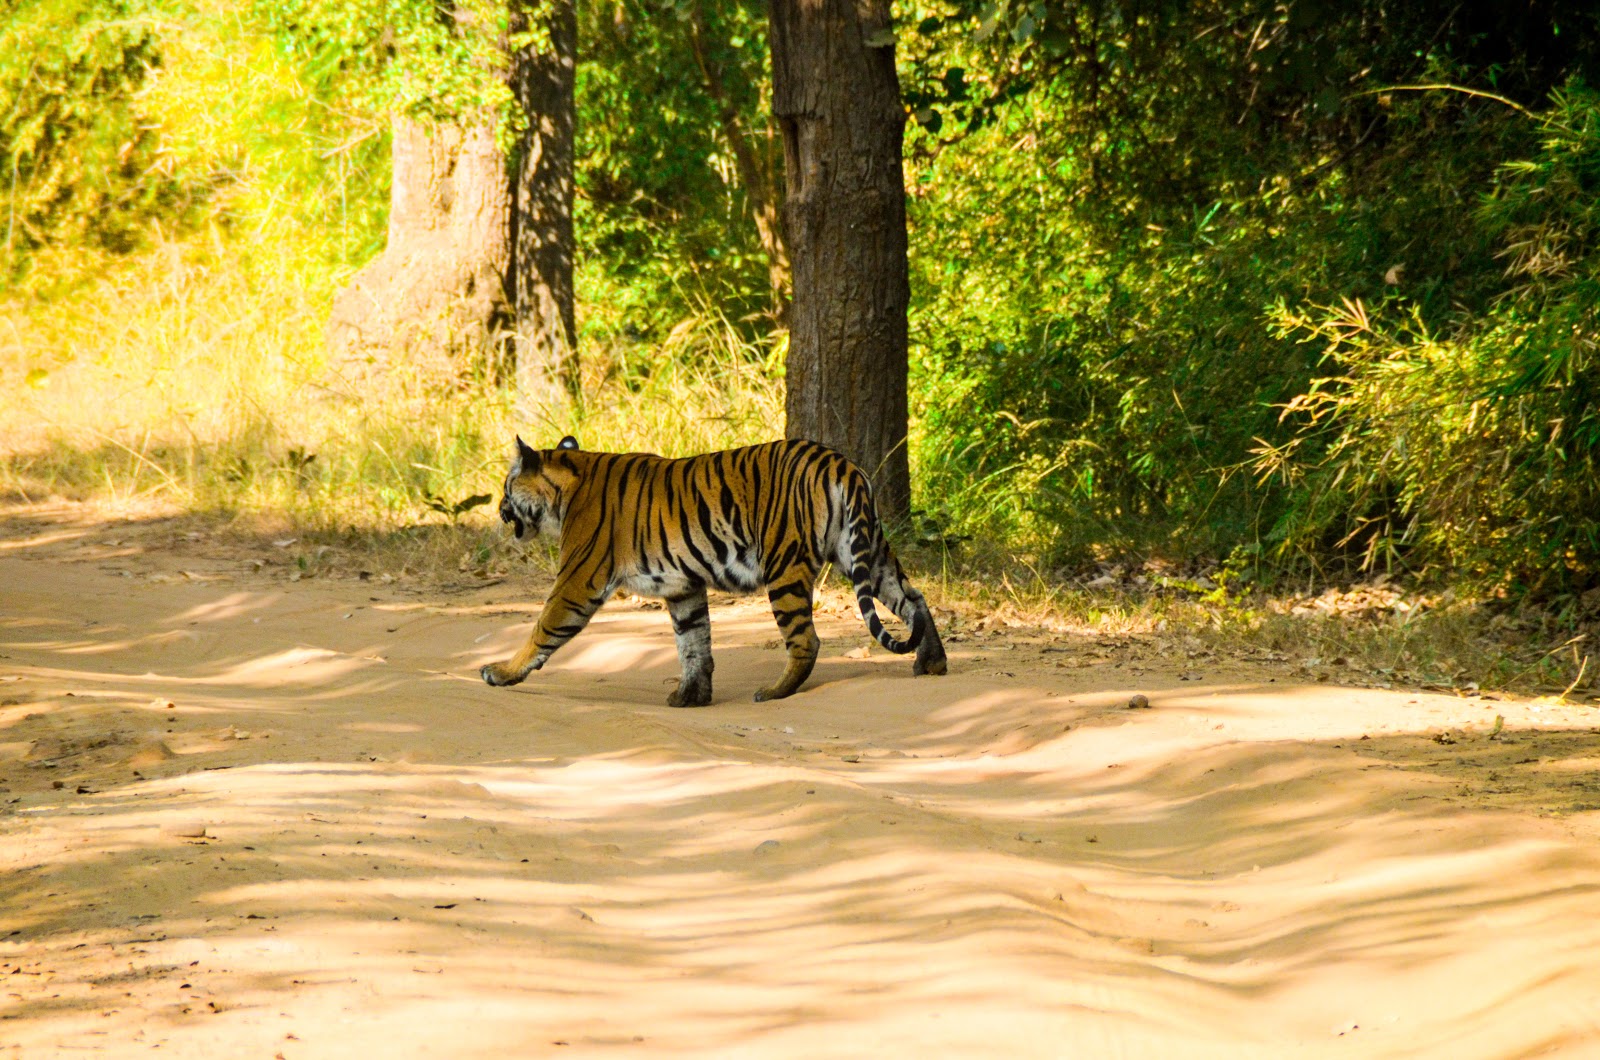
1, 0, 177, 275
1264, 87, 1600, 597
576, 0, 780, 349
2, 0, 394, 293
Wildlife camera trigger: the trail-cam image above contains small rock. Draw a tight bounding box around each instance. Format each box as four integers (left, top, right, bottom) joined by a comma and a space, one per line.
753, 839, 781, 855
127, 738, 177, 769
1127, 694, 1150, 709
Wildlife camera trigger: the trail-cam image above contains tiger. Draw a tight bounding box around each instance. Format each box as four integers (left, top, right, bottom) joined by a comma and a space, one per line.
478, 435, 948, 706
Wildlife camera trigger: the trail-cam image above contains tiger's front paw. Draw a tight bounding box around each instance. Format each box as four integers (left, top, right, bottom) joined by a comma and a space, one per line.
480, 662, 525, 687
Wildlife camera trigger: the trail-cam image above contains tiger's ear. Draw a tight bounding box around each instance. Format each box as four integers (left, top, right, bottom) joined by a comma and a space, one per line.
515, 435, 539, 467
556, 435, 579, 451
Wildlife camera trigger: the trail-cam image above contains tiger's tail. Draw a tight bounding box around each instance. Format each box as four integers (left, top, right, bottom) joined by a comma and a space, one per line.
844, 476, 924, 656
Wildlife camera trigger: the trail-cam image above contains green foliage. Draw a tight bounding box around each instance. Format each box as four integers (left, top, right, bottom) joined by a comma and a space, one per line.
1261, 86, 1600, 596
9, 0, 1600, 611
575, 0, 779, 349
900, 0, 1600, 595
254, 0, 514, 125
1, 0, 178, 274
1, 0, 390, 292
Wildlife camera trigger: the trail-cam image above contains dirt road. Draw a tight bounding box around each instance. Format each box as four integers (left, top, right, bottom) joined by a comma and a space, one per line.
3, 506, 1600, 1057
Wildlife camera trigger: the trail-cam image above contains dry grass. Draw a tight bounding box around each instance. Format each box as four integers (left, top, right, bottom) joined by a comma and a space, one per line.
896, 552, 1599, 702
0, 237, 784, 530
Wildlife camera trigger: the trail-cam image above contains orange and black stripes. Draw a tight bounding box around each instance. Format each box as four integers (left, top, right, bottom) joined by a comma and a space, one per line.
480, 437, 948, 704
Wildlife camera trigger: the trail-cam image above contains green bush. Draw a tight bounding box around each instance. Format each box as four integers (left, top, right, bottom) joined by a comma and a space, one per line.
1263, 86, 1600, 597
1, 0, 177, 279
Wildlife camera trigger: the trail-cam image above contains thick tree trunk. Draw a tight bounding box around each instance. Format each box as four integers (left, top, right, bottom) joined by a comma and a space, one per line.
769, 0, 911, 523
326, 0, 577, 417
325, 117, 513, 382
509, 0, 578, 419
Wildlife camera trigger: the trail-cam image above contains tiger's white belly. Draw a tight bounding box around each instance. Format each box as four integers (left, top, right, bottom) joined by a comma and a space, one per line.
715, 553, 763, 593
616, 552, 764, 599
618, 569, 696, 598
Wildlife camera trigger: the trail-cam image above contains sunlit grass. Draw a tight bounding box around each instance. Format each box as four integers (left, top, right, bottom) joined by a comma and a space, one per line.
0, 235, 785, 532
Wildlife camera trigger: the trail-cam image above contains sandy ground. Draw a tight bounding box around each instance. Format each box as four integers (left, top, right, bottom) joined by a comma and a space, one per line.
2, 505, 1600, 1058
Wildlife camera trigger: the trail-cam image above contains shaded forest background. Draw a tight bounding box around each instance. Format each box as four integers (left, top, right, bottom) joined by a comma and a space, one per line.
5, 0, 1600, 619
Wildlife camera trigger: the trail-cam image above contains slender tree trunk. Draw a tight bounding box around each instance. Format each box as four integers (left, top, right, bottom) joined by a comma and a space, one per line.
509, 0, 578, 421
769, 0, 911, 523
687, 4, 790, 320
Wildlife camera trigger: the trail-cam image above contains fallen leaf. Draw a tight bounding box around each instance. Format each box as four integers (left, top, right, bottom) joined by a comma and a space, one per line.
162, 822, 209, 839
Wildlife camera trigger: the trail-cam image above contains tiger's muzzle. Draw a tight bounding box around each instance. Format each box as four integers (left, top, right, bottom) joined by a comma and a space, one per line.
500, 498, 527, 539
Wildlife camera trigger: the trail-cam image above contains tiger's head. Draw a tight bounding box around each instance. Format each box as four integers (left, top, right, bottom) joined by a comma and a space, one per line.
498, 434, 582, 540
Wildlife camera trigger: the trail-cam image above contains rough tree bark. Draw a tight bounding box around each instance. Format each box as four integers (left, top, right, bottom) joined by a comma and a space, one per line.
326, 0, 576, 422
325, 116, 513, 382
509, 0, 578, 416
768, 0, 912, 523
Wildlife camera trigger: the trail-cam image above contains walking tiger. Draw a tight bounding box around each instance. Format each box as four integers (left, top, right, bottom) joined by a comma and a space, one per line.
479, 435, 948, 705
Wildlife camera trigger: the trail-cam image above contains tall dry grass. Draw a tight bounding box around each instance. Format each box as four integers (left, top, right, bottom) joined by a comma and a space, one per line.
0, 237, 784, 533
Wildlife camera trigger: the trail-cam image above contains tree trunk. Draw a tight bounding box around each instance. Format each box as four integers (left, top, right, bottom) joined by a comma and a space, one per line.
687, 3, 790, 321
326, 0, 577, 418
509, 0, 578, 421
769, 0, 911, 523
325, 116, 513, 383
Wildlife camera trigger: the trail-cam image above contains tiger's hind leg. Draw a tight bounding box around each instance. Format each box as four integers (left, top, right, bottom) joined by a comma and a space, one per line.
755, 564, 819, 702
876, 558, 949, 677
665, 588, 714, 707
